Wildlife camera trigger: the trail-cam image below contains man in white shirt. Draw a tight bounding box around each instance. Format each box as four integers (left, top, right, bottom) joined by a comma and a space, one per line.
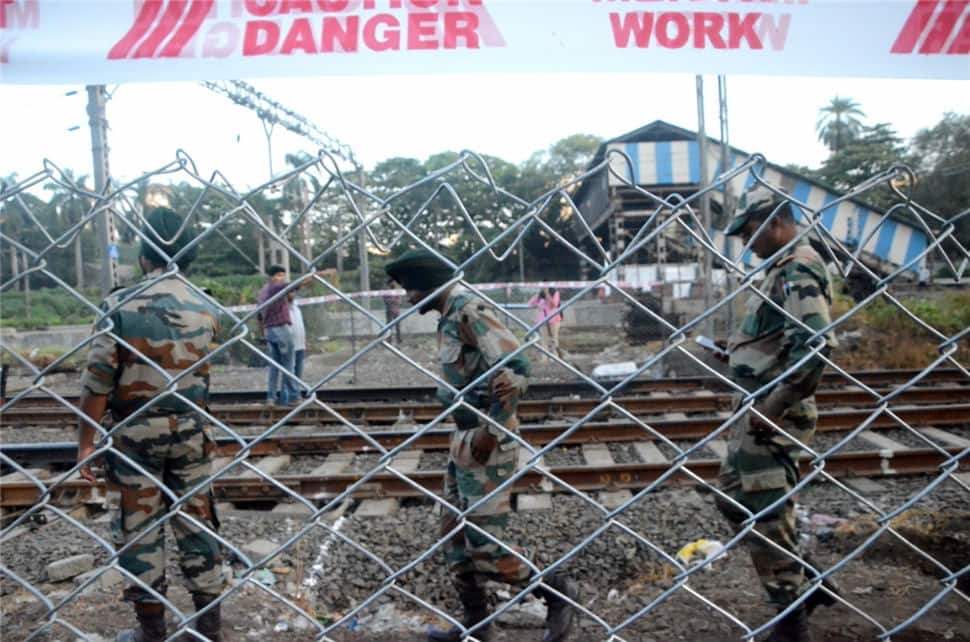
289, 296, 307, 397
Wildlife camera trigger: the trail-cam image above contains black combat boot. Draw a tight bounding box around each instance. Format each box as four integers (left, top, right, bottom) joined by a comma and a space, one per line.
116, 602, 167, 642
532, 573, 579, 642
428, 575, 491, 642
192, 593, 222, 642
766, 604, 812, 642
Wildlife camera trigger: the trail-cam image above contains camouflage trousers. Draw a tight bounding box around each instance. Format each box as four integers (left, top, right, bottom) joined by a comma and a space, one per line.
442, 420, 531, 588
105, 414, 225, 604
714, 396, 817, 607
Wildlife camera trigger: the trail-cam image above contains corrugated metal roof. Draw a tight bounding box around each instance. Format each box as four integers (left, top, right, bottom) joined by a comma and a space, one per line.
571, 120, 929, 272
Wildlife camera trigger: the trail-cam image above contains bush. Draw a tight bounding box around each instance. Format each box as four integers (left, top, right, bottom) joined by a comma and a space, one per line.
193, 274, 265, 307
837, 291, 970, 369
0, 288, 98, 330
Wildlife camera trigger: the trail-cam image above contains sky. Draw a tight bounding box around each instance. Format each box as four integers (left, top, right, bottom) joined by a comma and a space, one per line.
1, 72, 967, 193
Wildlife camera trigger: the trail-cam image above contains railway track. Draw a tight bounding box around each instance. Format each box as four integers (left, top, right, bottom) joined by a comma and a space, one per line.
5, 402, 970, 463
3, 402, 968, 508
3, 376, 968, 428
3, 369, 967, 509
2, 437, 966, 508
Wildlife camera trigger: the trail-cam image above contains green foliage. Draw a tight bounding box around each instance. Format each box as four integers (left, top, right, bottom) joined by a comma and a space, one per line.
905, 294, 970, 336
833, 284, 970, 370
10, 107, 968, 341
315, 339, 344, 354
809, 104, 967, 248
169, 180, 269, 277
517, 134, 602, 280
909, 112, 970, 250
0, 288, 99, 329
366, 135, 602, 283
193, 274, 265, 306
860, 293, 970, 337
812, 123, 905, 209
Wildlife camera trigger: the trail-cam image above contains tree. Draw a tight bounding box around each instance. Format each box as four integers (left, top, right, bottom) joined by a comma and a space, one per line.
44, 169, 92, 288
368, 156, 429, 252
523, 133, 603, 182
1, 179, 56, 297
168, 180, 274, 278
909, 112, 970, 250
516, 134, 603, 279
813, 123, 905, 209
366, 153, 527, 283
816, 96, 866, 153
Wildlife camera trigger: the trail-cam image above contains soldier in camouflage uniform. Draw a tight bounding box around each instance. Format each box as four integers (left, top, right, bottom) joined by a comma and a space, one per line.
77, 208, 226, 642
385, 250, 578, 642
714, 184, 840, 642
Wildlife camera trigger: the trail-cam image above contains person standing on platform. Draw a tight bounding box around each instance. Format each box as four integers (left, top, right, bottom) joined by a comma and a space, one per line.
383, 277, 403, 344
528, 287, 564, 359
258, 266, 335, 405
257, 265, 298, 406
289, 294, 307, 397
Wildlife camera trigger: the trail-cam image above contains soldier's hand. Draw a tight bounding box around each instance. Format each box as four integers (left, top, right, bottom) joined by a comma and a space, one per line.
491, 370, 525, 403
713, 339, 729, 363
748, 411, 778, 443
470, 428, 498, 465
77, 443, 98, 484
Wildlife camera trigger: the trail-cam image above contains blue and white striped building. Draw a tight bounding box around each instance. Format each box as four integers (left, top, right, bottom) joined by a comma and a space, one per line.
573, 120, 927, 274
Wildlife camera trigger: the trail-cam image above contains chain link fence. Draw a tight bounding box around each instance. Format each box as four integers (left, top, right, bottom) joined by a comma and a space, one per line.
1, 148, 969, 642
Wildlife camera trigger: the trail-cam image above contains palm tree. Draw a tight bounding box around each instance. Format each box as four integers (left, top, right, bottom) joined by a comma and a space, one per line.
816, 96, 866, 153
44, 169, 90, 289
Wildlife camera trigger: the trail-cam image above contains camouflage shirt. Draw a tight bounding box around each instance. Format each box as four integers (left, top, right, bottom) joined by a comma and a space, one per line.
80, 269, 220, 420
436, 285, 530, 434
728, 239, 837, 417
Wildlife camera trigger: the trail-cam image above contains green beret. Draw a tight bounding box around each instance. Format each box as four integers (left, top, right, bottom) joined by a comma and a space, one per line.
140, 207, 197, 269
726, 183, 788, 236
384, 249, 454, 292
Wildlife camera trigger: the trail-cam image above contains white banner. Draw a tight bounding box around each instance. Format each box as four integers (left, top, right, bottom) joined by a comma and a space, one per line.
1, 0, 968, 84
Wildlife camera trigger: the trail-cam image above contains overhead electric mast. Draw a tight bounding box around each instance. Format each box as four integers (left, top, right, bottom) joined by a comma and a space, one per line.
200, 80, 368, 288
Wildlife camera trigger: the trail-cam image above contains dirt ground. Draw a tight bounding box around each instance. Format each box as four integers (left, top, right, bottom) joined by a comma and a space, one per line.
3, 492, 968, 642
3, 330, 684, 399
2, 546, 968, 642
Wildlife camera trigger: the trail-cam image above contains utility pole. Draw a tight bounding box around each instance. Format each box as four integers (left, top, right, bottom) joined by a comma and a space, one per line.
356, 168, 370, 293
86, 85, 118, 297
717, 75, 735, 332
717, 76, 730, 187
260, 118, 278, 277
695, 75, 712, 335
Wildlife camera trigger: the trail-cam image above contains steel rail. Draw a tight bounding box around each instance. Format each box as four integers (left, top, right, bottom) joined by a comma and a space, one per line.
3, 403, 968, 472
6, 368, 966, 409
3, 384, 967, 428
1, 445, 965, 506
209, 384, 970, 425
261, 402, 970, 454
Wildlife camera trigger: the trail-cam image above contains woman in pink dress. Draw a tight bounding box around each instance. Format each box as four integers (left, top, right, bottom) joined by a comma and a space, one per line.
528, 287, 564, 359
